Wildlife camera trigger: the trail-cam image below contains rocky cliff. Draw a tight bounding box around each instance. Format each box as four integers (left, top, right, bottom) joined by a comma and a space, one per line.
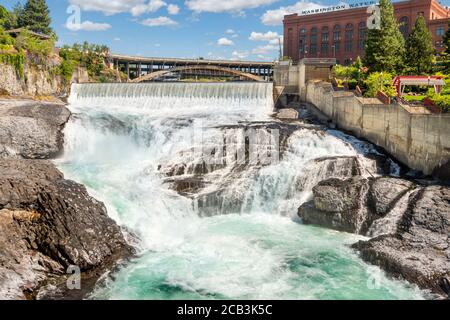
299, 175, 450, 297
0, 62, 67, 97
0, 100, 132, 299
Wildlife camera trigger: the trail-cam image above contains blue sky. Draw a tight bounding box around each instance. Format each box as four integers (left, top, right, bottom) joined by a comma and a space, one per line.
2, 0, 449, 61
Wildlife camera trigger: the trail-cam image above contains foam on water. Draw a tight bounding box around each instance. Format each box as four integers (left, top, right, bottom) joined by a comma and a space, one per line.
56, 82, 427, 300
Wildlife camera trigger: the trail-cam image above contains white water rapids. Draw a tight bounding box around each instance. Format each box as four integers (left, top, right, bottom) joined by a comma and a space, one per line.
55, 82, 426, 299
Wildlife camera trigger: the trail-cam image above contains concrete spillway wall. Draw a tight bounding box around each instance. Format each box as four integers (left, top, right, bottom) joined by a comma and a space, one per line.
306, 81, 450, 178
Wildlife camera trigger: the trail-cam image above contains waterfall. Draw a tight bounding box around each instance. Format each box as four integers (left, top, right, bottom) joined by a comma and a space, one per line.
69, 82, 274, 118
55, 82, 425, 300
367, 189, 417, 237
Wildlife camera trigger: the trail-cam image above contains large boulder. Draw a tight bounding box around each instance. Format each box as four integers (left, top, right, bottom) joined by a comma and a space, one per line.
0, 100, 71, 159
0, 159, 133, 299
299, 177, 370, 233
353, 186, 450, 297
298, 177, 415, 235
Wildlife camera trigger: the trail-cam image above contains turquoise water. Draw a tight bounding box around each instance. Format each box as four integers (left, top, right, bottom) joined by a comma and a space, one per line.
56, 83, 427, 300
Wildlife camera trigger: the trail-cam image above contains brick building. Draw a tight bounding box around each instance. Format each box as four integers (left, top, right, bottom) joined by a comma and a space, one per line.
283, 0, 450, 64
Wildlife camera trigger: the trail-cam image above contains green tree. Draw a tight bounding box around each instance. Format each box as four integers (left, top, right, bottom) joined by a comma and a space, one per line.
0, 6, 9, 28
18, 0, 52, 35
5, 2, 24, 30
364, 0, 405, 74
442, 20, 450, 72
405, 15, 435, 74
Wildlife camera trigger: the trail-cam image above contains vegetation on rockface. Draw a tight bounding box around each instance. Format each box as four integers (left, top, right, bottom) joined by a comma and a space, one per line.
405, 15, 435, 74
58, 42, 119, 83
0, 1, 56, 79
0, 26, 25, 77
364, 0, 405, 74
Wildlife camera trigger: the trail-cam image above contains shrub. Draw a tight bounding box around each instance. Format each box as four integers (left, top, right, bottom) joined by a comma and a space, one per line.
365, 72, 397, 98
0, 26, 15, 46
15, 30, 54, 57
0, 50, 25, 77
431, 94, 450, 112
347, 79, 358, 90
58, 42, 110, 82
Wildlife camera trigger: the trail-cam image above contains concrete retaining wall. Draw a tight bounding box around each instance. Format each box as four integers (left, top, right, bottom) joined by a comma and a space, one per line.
306, 81, 450, 176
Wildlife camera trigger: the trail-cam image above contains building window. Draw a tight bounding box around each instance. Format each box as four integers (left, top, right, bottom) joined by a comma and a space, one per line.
358, 22, 366, 50
321, 43, 329, 55
333, 42, 340, 53
310, 43, 317, 55
333, 24, 341, 41
321, 26, 329, 42
288, 28, 293, 57
299, 28, 307, 55
436, 26, 445, 36
345, 23, 353, 40
345, 23, 353, 52
310, 27, 318, 44
436, 40, 444, 48
399, 16, 409, 37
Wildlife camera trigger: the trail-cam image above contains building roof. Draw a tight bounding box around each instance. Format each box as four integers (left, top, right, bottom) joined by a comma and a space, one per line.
5, 28, 51, 40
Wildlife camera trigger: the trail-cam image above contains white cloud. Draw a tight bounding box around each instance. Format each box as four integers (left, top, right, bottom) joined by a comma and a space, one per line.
231, 34, 238, 38
142, 16, 178, 27
114, 37, 121, 41
225, 29, 235, 34
167, 4, 180, 15
69, 0, 167, 16
249, 31, 282, 48
249, 31, 279, 41
231, 50, 249, 60
66, 20, 112, 31
252, 44, 278, 54
217, 37, 234, 46
131, 0, 167, 16
186, 0, 278, 13
261, 1, 324, 25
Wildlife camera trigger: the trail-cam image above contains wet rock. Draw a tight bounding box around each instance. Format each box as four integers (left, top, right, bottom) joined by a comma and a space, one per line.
298, 176, 415, 235
299, 177, 370, 233
368, 178, 415, 216
276, 108, 299, 120
0, 100, 71, 159
353, 186, 450, 296
0, 159, 133, 299
296, 156, 363, 192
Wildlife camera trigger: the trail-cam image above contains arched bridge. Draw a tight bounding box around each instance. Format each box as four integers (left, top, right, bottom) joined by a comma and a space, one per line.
130, 65, 264, 82
109, 54, 274, 82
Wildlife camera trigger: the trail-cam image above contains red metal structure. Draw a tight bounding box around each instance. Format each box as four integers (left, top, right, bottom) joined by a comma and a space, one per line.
393, 75, 445, 98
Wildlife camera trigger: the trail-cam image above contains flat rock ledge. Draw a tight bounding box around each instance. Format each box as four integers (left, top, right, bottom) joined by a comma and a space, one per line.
0, 159, 133, 299
299, 176, 450, 297
0, 99, 71, 159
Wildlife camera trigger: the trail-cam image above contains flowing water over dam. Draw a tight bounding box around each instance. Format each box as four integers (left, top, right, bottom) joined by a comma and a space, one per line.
56, 82, 426, 299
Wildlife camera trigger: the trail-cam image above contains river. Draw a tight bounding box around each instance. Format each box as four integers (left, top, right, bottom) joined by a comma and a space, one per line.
54, 82, 426, 299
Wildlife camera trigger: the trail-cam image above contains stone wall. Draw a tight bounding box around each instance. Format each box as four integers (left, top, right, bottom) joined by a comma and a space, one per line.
273, 64, 299, 94
306, 81, 450, 177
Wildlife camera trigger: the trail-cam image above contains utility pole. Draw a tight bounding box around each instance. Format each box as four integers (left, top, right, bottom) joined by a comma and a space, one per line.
278, 37, 283, 60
